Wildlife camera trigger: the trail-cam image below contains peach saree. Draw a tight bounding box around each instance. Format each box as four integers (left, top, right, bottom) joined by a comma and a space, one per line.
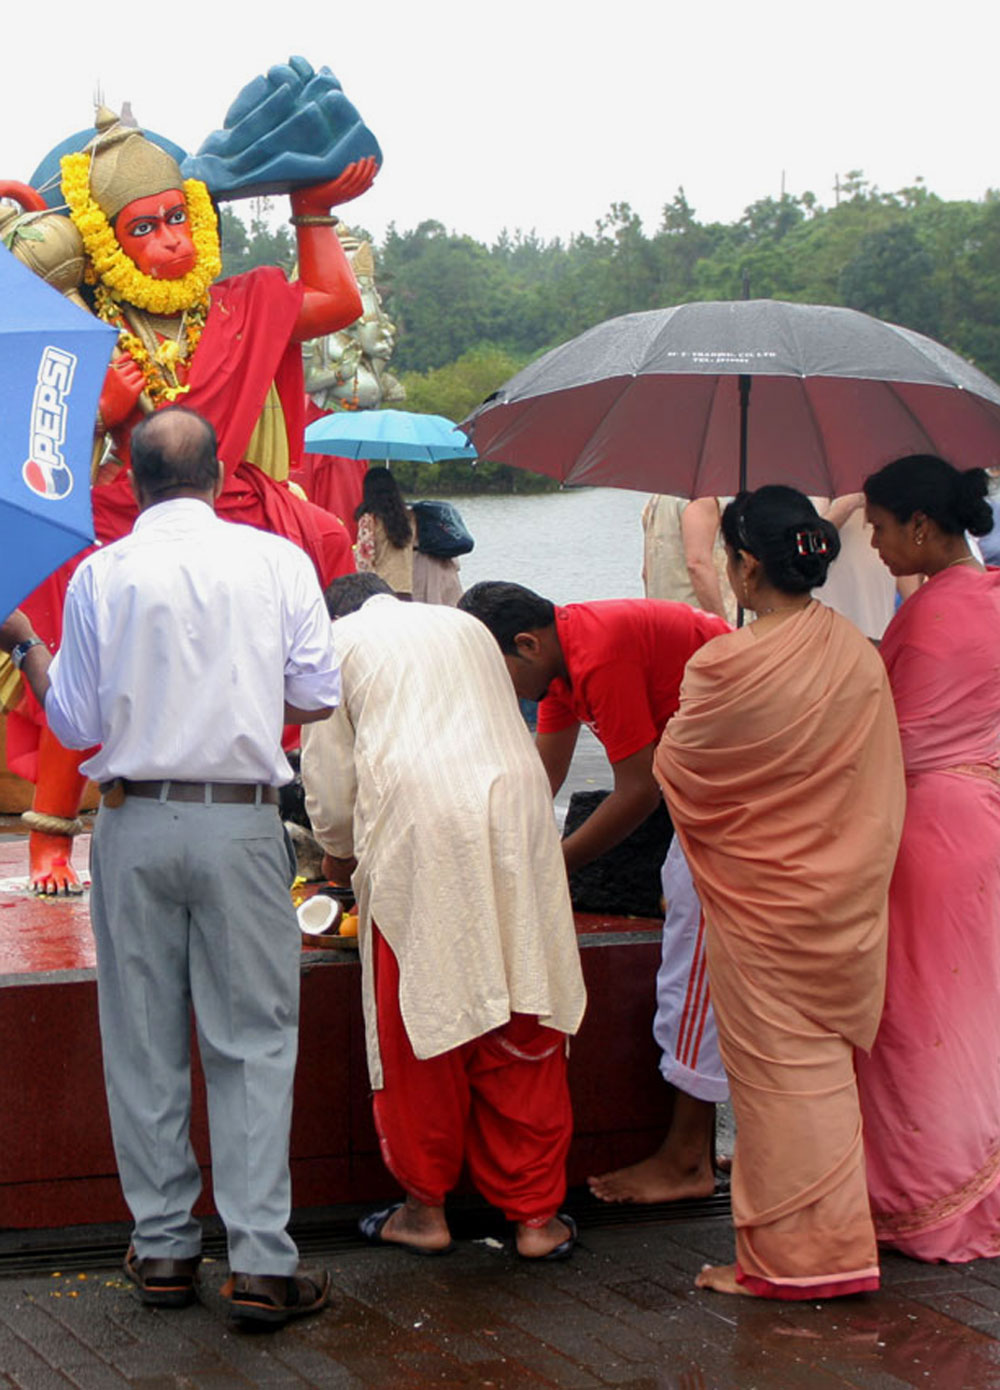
856, 567, 1000, 1262
656, 601, 905, 1298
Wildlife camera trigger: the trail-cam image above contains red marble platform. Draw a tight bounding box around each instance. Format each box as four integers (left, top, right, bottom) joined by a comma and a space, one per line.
0, 832, 666, 1230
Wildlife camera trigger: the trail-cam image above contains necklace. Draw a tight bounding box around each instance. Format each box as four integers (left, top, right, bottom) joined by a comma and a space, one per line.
755, 602, 811, 617
943, 554, 980, 570
93, 286, 209, 407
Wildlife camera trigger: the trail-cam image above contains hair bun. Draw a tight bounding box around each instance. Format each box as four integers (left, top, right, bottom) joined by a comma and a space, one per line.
721, 488, 841, 595
955, 468, 994, 537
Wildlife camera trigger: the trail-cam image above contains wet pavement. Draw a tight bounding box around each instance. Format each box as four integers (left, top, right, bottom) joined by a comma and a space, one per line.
2, 1204, 1000, 1387
3, 745, 1000, 1385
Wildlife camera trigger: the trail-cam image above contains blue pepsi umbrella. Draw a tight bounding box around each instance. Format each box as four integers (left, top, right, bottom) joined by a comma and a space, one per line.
305, 409, 477, 464
0, 248, 117, 617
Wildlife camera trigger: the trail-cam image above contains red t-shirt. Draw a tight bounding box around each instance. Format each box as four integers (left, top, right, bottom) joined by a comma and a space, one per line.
536, 599, 730, 763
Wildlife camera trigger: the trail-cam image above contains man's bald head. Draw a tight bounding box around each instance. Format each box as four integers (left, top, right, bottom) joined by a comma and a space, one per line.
131, 408, 221, 506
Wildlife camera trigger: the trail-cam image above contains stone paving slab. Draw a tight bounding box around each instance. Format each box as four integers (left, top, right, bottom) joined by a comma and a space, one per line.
2, 1215, 1000, 1388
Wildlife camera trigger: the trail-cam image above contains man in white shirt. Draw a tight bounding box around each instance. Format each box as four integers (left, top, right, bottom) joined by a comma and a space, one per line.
0, 408, 340, 1328
301, 574, 586, 1259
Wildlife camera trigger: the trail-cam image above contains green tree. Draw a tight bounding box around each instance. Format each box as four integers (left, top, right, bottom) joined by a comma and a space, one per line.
218, 204, 294, 279
380, 223, 511, 373
390, 346, 553, 494
838, 222, 940, 335
399, 344, 530, 423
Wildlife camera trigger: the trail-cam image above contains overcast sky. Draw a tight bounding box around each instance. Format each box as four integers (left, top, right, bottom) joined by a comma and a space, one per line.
3, 0, 996, 247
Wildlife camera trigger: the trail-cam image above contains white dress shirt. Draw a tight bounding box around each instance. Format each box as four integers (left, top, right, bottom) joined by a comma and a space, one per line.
46, 498, 340, 784
301, 594, 586, 1087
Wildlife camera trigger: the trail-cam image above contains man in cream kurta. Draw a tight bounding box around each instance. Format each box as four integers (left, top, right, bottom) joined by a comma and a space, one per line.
301, 577, 586, 1259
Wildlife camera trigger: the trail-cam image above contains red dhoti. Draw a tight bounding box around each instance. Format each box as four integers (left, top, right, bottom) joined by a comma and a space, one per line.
371, 926, 573, 1225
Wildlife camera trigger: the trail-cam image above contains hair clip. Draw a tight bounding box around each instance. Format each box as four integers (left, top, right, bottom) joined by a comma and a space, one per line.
795, 529, 829, 557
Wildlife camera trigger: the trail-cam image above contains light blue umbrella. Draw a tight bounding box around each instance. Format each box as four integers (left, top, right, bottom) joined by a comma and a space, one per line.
0, 248, 117, 618
304, 408, 477, 464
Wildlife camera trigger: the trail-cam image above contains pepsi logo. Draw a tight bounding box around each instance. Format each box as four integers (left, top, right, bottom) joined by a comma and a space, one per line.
22, 346, 78, 500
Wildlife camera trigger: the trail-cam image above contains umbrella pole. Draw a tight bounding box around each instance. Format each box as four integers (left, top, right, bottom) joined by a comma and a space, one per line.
738, 374, 751, 492
736, 374, 752, 628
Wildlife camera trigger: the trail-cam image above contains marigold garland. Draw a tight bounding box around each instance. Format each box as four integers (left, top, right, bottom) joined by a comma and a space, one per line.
60, 152, 221, 314
93, 283, 209, 406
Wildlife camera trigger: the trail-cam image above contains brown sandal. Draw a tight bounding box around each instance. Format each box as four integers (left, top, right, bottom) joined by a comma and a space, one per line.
224, 1267, 331, 1327
124, 1245, 200, 1308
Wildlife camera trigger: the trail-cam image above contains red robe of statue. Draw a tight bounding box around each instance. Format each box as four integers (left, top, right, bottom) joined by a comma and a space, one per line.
8, 266, 353, 779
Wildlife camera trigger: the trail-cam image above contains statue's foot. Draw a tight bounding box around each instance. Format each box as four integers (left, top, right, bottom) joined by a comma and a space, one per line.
29, 832, 83, 896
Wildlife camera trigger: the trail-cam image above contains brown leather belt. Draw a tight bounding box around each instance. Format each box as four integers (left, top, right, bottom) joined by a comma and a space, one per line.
101, 779, 279, 806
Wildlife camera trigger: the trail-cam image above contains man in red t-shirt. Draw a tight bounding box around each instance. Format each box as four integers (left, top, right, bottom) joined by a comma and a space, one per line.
459, 582, 729, 1203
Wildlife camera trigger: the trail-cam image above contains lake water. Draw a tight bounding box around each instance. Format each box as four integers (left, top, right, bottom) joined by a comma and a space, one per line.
450, 488, 648, 604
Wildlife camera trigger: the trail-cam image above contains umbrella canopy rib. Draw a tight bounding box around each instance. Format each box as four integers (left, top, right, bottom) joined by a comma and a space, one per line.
795, 379, 833, 498
692, 375, 729, 500
0, 500, 95, 547
570, 374, 663, 488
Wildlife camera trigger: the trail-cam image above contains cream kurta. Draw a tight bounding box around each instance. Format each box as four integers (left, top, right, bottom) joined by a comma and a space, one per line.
641, 495, 737, 624
301, 594, 586, 1087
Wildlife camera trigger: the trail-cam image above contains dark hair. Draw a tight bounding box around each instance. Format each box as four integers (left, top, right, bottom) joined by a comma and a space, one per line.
863, 455, 993, 537
721, 486, 841, 594
354, 466, 413, 549
131, 407, 219, 498
324, 571, 393, 619
457, 581, 556, 654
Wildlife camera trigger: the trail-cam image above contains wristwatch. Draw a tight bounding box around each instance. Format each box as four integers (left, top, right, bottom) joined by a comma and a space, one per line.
10, 637, 46, 669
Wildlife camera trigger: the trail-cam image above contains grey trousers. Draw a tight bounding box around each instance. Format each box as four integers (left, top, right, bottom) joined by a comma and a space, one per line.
89, 794, 301, 1274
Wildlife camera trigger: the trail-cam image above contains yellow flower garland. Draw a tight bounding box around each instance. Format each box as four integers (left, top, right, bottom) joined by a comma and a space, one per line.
60, 152, 221, 315
93, 283, 209, 406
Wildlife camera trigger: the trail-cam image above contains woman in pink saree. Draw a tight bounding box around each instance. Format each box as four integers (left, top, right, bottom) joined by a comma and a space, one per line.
857, 455, 1000, 1263
656, 486, 906, 1298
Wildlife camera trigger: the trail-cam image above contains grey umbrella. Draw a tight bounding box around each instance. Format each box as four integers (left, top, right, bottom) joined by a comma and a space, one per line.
464, 299, 1000, 496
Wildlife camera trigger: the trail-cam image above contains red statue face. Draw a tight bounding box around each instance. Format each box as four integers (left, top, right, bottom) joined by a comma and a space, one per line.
115, 190, 196, 280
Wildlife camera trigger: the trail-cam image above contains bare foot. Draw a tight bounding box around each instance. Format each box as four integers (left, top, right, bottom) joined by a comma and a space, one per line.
515, 1215, 574, 1259
380, 1197, 452, 1253
588, 1140, 716, 1205
694, 1262, 753, 1296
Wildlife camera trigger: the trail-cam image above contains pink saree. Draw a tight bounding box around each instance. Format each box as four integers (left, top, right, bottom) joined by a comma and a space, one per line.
856, 567, 1000, 1262
656, 602, 905, 1298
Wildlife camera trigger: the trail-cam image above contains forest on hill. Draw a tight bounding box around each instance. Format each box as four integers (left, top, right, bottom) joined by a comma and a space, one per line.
220, 171, 1000, 492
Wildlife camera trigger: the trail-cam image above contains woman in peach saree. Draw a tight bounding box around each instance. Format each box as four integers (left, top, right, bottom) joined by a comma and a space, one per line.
856, 455, 1000, 1263
656, 486, 905, 1299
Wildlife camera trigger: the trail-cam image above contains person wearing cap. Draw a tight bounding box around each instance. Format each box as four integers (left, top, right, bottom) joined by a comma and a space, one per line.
0, 407, 340, 1327
8, 105, 372, 897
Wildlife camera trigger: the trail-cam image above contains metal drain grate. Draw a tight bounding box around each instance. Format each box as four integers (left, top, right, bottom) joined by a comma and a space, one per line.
0, 1186, 732, 1278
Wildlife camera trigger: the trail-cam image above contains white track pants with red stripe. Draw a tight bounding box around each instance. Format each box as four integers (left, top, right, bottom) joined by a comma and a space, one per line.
653, 838, 730, 1103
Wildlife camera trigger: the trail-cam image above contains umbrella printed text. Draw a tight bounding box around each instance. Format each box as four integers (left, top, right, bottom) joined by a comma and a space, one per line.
23, 346, 77, 501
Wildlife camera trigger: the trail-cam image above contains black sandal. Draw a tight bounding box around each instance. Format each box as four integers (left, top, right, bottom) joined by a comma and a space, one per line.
225, 1268, 331, 1327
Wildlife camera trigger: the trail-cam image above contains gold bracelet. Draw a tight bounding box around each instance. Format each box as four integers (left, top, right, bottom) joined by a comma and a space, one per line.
289, 213, 340, 227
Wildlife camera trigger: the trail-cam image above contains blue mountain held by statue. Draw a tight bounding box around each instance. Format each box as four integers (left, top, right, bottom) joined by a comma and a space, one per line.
183, 56, 383, 202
